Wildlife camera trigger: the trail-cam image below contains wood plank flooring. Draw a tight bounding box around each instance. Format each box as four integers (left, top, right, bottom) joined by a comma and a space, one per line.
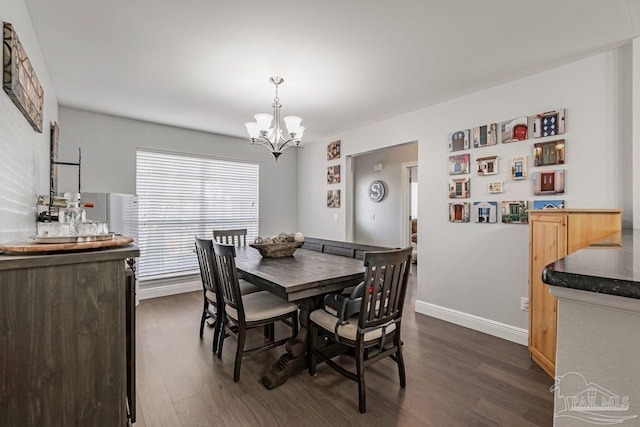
134, 269, 554, 426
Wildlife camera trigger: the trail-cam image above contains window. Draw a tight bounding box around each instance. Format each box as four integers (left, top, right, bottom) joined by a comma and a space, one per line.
136, 149, 259, 280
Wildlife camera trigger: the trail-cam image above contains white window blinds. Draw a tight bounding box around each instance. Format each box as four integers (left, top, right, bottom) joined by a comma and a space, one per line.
136, 149, 259, 280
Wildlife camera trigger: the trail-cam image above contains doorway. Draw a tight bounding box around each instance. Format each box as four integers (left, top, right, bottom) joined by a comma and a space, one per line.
401, 161, 418, 248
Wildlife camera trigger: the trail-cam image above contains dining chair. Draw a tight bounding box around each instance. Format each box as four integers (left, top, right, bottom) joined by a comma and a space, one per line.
212, 241, 299, 382
308, 247, 413, 413
194, 237, 261, 355
213, 228, 247, 247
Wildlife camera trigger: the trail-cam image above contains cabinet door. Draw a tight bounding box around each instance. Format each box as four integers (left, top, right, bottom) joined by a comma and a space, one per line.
529, 214, 566, 376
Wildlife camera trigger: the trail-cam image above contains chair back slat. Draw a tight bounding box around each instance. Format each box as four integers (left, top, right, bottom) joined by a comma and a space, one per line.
359, 247, 412, 331
195, 237, 217, 294
212, 242, 245, 321
213, 229, 247, 247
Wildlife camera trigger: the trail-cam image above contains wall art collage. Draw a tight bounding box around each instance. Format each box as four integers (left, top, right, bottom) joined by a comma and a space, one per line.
448, 109, 566, 224
327, 140, 341, 208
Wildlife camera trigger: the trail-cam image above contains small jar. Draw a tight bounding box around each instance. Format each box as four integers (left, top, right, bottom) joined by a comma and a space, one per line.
59, 192, 85, 236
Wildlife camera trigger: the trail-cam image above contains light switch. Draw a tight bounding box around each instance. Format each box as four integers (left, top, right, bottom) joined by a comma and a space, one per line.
334, 213, 339, 222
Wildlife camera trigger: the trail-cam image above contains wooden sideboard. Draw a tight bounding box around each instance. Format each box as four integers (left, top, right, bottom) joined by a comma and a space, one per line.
528, 209, 621, 377
0, 245, 139, 426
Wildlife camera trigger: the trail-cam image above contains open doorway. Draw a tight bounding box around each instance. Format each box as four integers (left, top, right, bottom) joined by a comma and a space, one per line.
402, 162, 418, 263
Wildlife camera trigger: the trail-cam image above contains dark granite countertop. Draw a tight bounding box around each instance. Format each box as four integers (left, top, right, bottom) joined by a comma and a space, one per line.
542, 229, 640, 299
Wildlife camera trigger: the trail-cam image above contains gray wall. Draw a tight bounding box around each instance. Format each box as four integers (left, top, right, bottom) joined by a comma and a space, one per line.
353, 143, 417, 247
58, 108, 298, 237
297, 46, 638, 337
0, 1, 59, 242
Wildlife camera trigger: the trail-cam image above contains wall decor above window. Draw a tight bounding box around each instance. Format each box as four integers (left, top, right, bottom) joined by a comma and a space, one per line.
2, 22, 44, 132
533, 139, 565, 166
448, 129, 470, 152
501, 117, 528, 143
532, 109, 565, 138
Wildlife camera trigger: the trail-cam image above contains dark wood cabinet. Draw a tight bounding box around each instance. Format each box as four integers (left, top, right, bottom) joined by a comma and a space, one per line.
0, 245, 139, 426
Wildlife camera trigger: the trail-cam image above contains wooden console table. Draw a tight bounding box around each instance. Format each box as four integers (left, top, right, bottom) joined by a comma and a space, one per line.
0, 244, 139, 426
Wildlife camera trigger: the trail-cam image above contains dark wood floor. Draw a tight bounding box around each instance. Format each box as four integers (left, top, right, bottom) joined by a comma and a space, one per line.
134, 269, 554, 426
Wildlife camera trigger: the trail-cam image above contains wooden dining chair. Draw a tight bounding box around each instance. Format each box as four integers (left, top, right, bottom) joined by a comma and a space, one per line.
213, 228, 247, 247
212, 242, 299, 382
194, 237, 261, 355
308, 247, 413, 413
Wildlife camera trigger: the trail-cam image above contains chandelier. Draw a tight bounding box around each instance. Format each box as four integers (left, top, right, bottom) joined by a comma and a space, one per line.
245, 76, 305, 160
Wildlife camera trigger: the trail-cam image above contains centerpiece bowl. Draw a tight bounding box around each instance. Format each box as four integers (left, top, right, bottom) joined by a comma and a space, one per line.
249, 241, 303, 258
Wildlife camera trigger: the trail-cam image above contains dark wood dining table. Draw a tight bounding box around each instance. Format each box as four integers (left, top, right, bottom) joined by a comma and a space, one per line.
234, 246, 366, 389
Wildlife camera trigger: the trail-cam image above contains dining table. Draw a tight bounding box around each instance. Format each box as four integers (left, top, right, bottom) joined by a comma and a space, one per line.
233, 245, 366, 389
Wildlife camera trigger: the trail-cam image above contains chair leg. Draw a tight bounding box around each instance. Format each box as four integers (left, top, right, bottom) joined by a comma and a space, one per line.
216, 315, 226, 359
199, 302, 207, 338
263, 324, 275, 342
356, 345, 366, 413
212, 313, 221, 353
233, 326, 246, 382
395, 333, 406, 388
308, 322, 317, 376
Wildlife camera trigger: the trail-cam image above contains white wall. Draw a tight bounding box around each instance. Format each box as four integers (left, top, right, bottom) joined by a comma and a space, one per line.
353, 142, 417, 247
58, 107, 297, 237
297, 47, 634, 338
0, 0, 58, 242
633, 38, 640, 229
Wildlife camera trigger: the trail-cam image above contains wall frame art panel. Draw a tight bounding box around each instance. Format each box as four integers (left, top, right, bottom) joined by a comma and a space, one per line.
449, 202, 470, 222
327, 165, 340, 184
488, 181, 504, 194
2, 22, 43, 133
449, 177, 470, 199
532, 199, 565, 209
476, 155, 498, 176
327, 140, 341, 160
327, 190, 340, 208
448, 129, 470, 152
500, 117, 528, 143
510, 156, 528, 180
473, 123, 498, 148
533, 139, 565, 166
472, 201, 497, 223
532, 109, 565, 138
449, 153, 469, 175
501, 200, 529, 224
532, 170, 565, 195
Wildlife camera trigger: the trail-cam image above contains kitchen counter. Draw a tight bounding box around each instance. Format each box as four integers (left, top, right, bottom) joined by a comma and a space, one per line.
542, 229, 640, 299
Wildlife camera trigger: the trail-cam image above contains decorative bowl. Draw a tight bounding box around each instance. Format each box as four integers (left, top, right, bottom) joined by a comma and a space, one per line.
249, 241, 303, 258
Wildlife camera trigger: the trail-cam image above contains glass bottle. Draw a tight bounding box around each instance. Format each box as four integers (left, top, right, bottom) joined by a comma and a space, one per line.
59, 192, 85, 236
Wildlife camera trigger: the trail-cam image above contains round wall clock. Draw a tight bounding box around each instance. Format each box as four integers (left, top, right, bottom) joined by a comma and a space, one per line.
368, 180, 385, 202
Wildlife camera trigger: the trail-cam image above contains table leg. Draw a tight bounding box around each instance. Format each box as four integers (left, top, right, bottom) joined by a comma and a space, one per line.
261, 296, 322, 389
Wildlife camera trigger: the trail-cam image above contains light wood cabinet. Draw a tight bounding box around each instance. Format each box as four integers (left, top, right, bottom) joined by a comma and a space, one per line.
528, 209, 621, 377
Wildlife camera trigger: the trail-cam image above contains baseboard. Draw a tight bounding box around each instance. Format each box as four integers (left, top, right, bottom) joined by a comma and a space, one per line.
138, 280, 201, 300
414, 300, 528, 346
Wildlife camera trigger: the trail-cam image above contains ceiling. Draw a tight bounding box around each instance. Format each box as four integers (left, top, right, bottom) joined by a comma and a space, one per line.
24, 0, 640, 143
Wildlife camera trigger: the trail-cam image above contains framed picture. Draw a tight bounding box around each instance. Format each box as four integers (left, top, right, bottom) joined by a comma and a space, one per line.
476, 155, 498, 176
501, 201, 529, 224
532, 109, 565, 138
327, 165, 340, 184
449, 177, 470, 199
488, 181, 504, 194
533, 199, 565, 209
472, 124, 498, 148
50, 122, 59, 195
533, 139, 565, 166
532, 170, 565, 195
3, 22, 44, 132
327, 140, 341, 160
327, 190, 340, 208
510, 156, 528, 180
500, 117, 528, 143
448, 129, 470, 152
449, 202, 470, 222
449, 153, 469, 175
472, 201, 497, 223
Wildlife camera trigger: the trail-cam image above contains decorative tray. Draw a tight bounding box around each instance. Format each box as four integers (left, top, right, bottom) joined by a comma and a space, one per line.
249, 241, 303, 258
34, 233, 116, 244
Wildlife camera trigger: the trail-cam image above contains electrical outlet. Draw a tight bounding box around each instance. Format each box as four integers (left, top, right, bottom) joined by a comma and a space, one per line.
520, 297, 529, 312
